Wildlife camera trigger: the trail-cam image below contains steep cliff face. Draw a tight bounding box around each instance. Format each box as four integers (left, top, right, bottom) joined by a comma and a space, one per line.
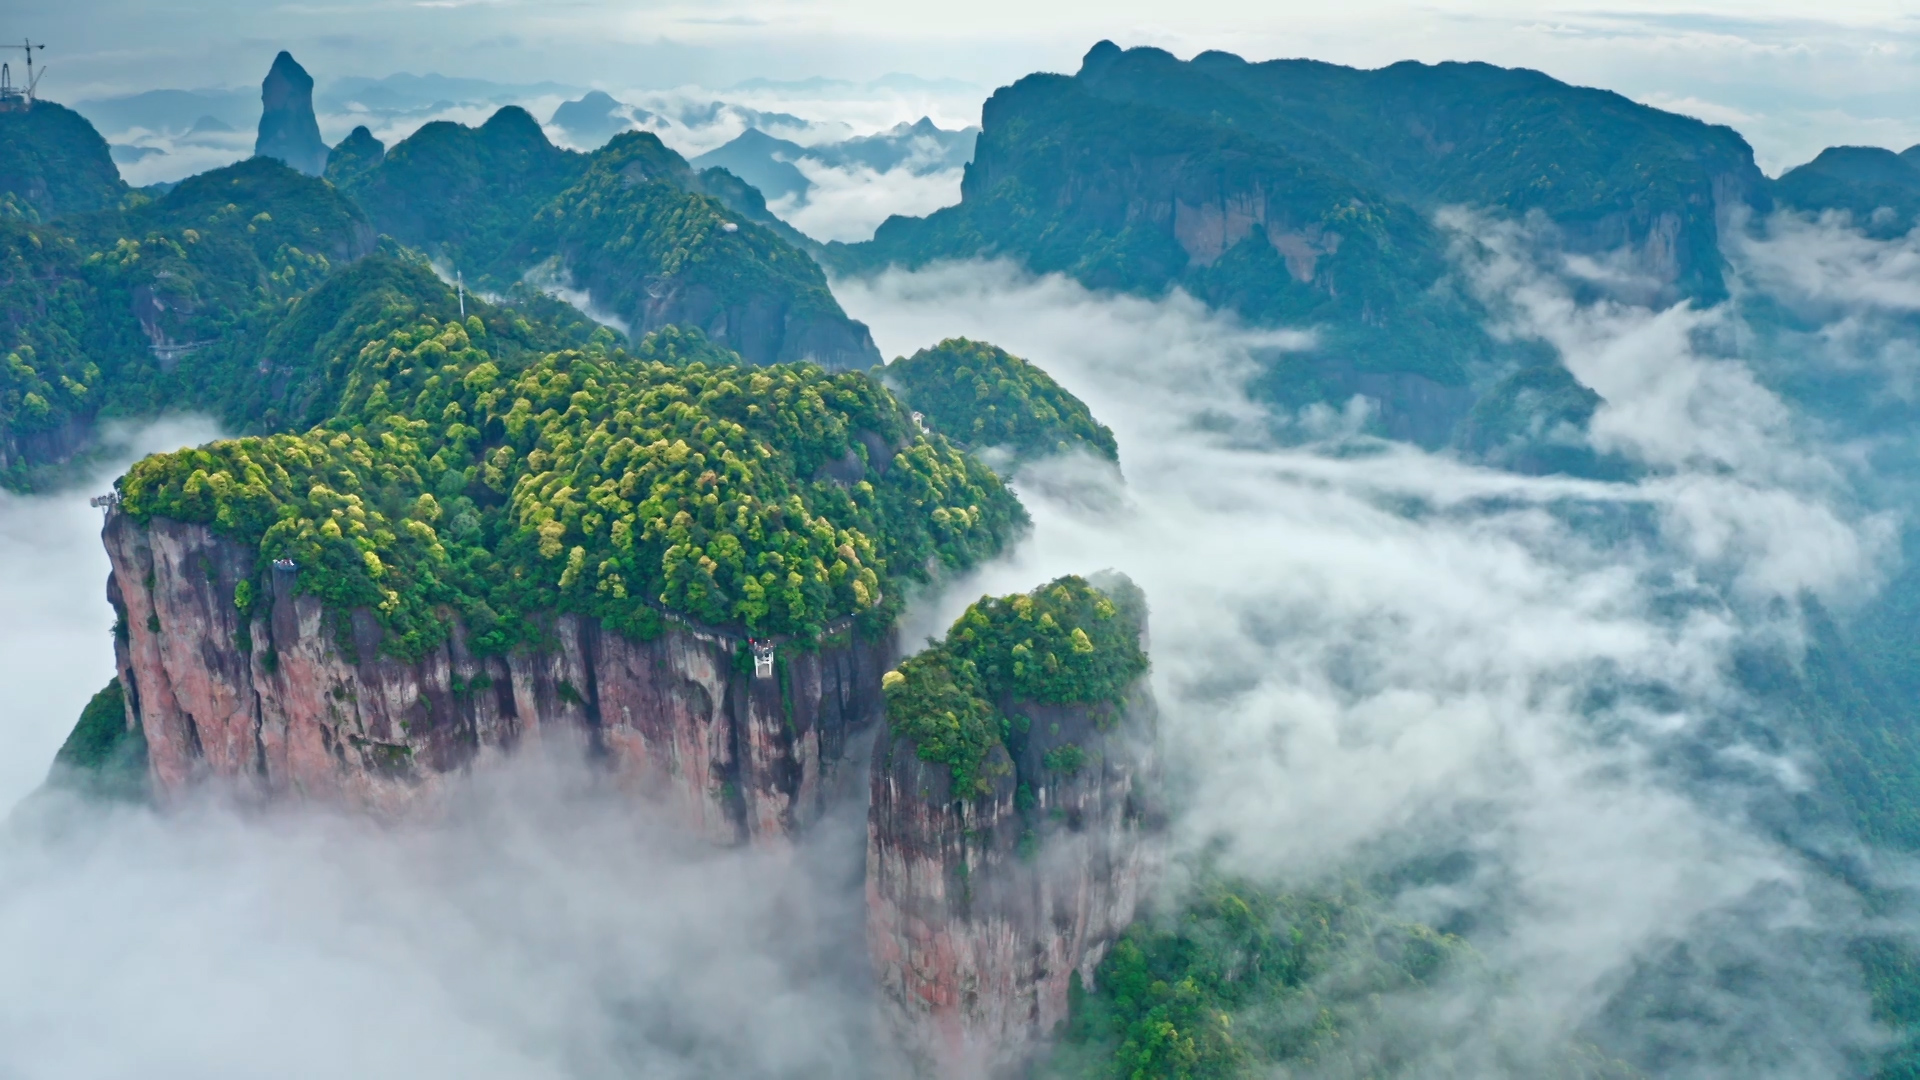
868, 691, 1160, 1077
104, 512, 890, 841
866, 575, 1160, 1076
255, 51, 328, 177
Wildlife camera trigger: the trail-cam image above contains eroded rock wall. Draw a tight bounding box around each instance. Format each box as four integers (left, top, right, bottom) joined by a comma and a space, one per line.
867, 691, 1161, 1077
104, 512, 889, 841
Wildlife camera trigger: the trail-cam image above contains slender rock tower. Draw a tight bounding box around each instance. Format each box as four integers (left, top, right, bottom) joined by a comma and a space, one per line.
255, 51, 328, 176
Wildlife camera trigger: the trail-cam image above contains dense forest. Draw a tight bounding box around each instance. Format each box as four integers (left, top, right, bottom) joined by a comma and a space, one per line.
884, 574, 1147, 793
120, 283, 1022, 658
0, 92, 882, 492
885, 337, 1120, 467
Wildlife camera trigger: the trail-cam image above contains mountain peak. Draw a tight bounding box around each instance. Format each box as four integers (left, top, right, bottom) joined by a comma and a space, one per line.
266, 50, 312, 91
255, 51, 327, 176
1081, 39, 1123, 75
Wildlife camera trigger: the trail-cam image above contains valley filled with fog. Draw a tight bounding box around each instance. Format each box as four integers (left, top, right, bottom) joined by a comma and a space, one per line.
16, 14, 1920, 1079
10, 217, 1920, 1074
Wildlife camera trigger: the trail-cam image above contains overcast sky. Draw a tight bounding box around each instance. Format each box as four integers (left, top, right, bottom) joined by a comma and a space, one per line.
19, 1, 1920, 173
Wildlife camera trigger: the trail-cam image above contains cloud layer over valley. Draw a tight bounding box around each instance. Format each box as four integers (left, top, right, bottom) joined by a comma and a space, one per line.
0, 419, 219, 812
837, 244, 1917, 1072
17, 97, 1920, 1074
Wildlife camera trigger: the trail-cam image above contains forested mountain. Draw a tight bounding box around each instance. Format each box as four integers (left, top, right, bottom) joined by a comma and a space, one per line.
1, 154, 376, 485
883, 337, 1119, 467
831, 42, 1779, 442
341, 109, 877, 366
0, 66, 886, 486
1775, 146, 1920, 237
0, 99, 129, 222
340, 105, 588, 278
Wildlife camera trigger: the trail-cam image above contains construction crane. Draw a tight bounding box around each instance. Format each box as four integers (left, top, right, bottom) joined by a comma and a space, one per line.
0, 39, 45, 112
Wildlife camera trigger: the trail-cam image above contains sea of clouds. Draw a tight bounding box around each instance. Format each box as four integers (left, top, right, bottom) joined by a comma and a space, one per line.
10, 194, 1920, 1075
833, 211, 1920, 1073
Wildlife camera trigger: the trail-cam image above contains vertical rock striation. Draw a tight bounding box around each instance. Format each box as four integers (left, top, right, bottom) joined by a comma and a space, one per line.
866, 579, 1161, 1077
868, 696, 1160, 1077
255, 51, 328, 177
103, 511, 889, 840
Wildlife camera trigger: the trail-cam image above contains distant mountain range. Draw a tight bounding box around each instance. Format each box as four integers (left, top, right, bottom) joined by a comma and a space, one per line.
830, 41, 1920, 446
691, 117, 978, 205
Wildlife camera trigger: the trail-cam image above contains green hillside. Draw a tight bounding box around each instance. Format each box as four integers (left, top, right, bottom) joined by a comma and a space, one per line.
0, 100, 130, 223
884, 337, 1118, 466
339, 105, 587, 278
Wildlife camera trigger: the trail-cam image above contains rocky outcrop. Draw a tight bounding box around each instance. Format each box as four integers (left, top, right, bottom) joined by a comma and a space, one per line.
868, 689, 1160, 1076
103, 512, 889, 841
255, 51, 327, 177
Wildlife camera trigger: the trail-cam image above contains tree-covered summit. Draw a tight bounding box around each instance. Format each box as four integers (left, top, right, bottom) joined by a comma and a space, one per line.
117, 294, 1025, 659
884, 574, 1148, 795
343, 112, 879, 368
885, 338, 1119, 467
0, 100, 129, 223
512, 131, 880, 368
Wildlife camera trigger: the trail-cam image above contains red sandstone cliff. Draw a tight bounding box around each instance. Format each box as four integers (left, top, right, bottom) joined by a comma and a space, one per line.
867, 688, 1161, 1077
99, 510, 1162, 1074
103, 511, 889, 842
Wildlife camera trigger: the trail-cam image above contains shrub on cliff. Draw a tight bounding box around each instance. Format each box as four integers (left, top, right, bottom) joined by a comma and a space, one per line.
46, 678, 149, 802
884, 574, 1147, 794
885, 337, 1118, 467
118, 305, 1025, 659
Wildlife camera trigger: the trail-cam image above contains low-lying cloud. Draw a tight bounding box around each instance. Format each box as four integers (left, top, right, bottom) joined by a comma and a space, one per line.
3, 755, 892, 1079
771, 158, 964, 243
837, 254, 1905, 1073
0, 417, 219, 811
